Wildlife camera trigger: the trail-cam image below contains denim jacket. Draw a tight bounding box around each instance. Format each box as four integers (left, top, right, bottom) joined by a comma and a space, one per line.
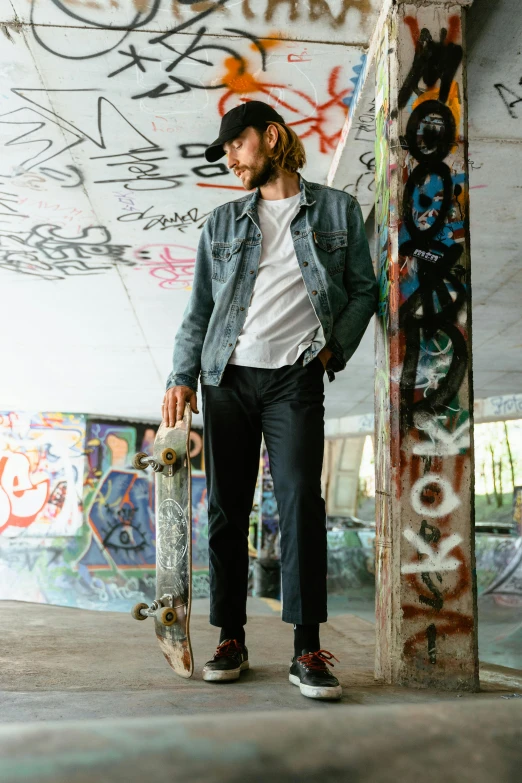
167, 176, 378, 392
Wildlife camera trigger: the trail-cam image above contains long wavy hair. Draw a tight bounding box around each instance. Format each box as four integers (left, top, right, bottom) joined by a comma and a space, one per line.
256, 121, 306, 173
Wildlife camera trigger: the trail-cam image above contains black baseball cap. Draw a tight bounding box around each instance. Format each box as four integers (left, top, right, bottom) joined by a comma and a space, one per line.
204, 101, 286, 162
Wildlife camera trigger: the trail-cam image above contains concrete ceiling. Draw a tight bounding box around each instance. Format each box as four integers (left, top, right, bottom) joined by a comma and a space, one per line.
0, 0, 520, 425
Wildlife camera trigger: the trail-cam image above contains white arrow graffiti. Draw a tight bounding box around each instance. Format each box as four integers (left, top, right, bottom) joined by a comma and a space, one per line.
401, 530, 462, 573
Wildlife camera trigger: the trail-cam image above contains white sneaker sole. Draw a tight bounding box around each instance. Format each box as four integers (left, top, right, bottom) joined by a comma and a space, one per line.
289, 673, 342, 700
202, 660, 249, 682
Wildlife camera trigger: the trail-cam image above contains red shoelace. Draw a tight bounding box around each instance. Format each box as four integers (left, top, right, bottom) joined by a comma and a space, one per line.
214, 639, 243, 658
297, 649, 340, 670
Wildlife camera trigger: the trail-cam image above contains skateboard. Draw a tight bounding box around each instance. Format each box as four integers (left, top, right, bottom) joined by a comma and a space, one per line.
131, 404, 194, 678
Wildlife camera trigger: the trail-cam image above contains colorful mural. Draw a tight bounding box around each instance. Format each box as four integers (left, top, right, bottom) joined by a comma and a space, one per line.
0, 411, 86, 603
0, 411, 208, 611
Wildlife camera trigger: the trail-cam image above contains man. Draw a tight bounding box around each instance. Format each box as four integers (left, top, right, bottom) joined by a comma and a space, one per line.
163, 101, 377, 700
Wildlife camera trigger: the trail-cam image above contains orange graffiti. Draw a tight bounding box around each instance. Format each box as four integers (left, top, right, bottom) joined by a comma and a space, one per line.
412, 80, 462, 144
218, 44, 350, 156
105, 434, 130, 468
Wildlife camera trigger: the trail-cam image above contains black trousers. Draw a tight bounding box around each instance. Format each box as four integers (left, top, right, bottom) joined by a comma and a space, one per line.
201, 356, 327, 627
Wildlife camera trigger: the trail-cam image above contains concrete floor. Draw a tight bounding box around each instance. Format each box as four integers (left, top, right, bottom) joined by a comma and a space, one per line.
2, 598, 522, 724
2, 599, 522, 782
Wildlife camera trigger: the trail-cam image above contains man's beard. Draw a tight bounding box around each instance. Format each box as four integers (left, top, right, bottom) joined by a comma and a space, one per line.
242, 148, 277, 190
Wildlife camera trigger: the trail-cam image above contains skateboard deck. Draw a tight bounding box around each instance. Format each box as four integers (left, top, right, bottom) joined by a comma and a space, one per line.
131, 404, 194, 678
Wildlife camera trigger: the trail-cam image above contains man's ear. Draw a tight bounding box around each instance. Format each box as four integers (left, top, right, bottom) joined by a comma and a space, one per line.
265, 123, 279, 149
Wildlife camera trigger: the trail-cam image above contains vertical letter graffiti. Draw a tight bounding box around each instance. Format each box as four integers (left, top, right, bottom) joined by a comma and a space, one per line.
374, 4, 478, 690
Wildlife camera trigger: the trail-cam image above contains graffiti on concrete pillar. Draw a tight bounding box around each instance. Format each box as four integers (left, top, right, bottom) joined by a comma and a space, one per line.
402, 528, 462, 573
391, 10, 475, 682
397, 19, 466, 429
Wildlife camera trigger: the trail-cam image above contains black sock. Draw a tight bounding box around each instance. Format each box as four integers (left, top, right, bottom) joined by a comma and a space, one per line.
219, 626, 245, 646
294, 624, 320, 658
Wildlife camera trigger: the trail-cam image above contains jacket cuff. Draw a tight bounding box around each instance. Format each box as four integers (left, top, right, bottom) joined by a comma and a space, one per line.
166, 372, 199, 393
326, 336, 345, 373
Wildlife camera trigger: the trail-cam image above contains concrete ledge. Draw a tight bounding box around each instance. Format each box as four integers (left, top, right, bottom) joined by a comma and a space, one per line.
0, 700, 521, 783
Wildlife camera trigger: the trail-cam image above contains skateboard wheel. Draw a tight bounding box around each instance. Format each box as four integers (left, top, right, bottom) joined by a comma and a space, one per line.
133, 452, 149, 471
131, 602, 149, 621
160, 607, 177, 626
161, 448, 177, 465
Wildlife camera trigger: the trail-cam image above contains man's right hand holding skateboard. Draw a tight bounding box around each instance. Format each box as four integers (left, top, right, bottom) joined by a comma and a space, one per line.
162, 386, 199, 428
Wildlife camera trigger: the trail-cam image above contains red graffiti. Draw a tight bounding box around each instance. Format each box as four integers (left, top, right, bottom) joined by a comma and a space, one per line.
405, 14, 461, 48
288, 51, 312, 63
404, 16, 420, 45
446, 15, 461, 44
403, 611, 474, 658
0, 452, 50, 533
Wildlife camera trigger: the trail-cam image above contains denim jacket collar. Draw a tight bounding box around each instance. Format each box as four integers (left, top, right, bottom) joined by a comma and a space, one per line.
235, 174, 316, 221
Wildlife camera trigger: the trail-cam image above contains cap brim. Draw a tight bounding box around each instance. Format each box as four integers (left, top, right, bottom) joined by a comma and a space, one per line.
204, 124, 246, 162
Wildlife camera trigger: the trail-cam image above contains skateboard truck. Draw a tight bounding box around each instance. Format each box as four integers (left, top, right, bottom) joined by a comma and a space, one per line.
132, 594, 178, 626
133, 448, 178, 477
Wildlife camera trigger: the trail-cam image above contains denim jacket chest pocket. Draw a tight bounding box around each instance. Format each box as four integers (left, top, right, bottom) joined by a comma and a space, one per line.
312, 229, 348, 276
211, 239, 243, 282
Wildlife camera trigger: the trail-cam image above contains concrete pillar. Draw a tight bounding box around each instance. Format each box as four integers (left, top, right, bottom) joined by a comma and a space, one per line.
374, 0, 479, 689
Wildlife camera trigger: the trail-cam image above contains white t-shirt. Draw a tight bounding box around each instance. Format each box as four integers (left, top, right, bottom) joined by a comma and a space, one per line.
229, 192, 325, 368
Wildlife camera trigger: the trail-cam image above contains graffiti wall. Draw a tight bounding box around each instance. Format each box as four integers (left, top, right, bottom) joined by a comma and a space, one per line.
258, 447, 280, 560
0, 411, 86, 602
327, 524, 375, 593
82, 418, 159, 610
0, 411, 209, 611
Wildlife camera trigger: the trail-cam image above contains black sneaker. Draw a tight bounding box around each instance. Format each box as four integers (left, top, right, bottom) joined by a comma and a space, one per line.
289, 649, 342, 700
202, 639, 249, 682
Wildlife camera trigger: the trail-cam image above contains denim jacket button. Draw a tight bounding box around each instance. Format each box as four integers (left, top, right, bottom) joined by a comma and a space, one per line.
303, 261, 309, 267
240, 307, 245, 311
250, 270, 255, 274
